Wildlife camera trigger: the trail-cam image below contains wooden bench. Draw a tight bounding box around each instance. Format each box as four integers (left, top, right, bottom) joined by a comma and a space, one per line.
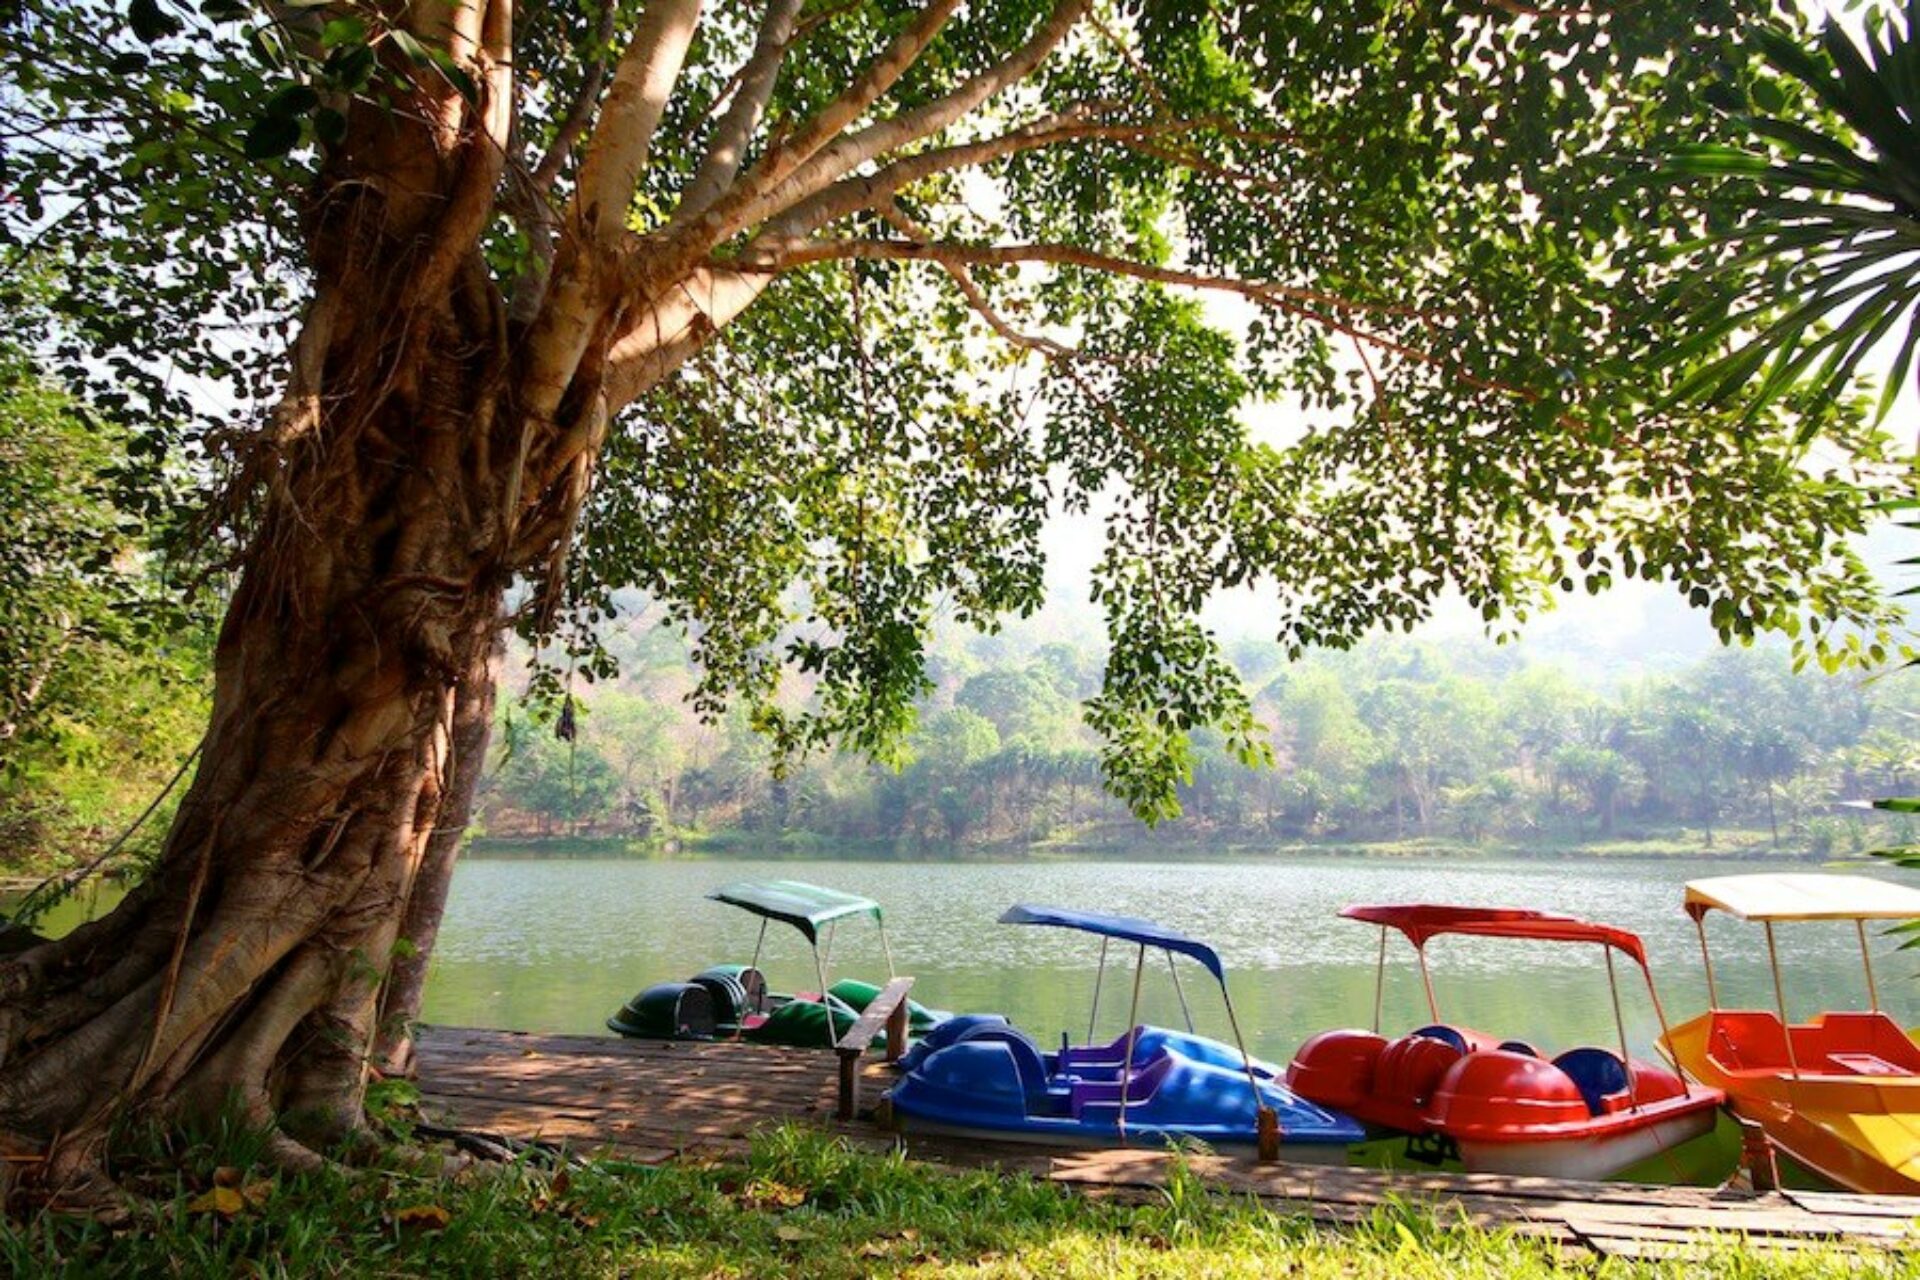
835, 975, 914, 1120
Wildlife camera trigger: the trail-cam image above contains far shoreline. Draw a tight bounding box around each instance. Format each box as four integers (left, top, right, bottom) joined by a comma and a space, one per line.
462, 826, 1861, 866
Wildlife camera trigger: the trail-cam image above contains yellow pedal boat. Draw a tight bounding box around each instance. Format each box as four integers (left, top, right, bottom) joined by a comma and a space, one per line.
1661, 873, 1920, 1194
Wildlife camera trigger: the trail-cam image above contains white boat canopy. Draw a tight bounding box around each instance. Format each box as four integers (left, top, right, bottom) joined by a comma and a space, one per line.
1684, 873, 1920, 923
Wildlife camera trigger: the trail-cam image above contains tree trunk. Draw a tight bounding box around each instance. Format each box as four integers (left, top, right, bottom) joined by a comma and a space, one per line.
0, 66, 559, 1185
373, 635, 503, 1079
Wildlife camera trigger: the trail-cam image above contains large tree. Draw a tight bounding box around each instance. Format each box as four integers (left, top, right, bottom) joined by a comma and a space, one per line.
0, 0, 1904, 1196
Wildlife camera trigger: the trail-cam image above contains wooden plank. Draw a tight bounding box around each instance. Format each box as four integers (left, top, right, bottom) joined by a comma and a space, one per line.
1784, 1190, 1920, 1221
835, 977, 915, 1120
835, 978, 915, 1055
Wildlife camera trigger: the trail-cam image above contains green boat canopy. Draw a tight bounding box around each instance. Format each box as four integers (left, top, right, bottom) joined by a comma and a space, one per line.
707, 880, 883, 944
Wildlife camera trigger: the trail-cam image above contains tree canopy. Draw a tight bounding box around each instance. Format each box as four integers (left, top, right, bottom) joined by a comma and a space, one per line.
4, 0, 1904, 823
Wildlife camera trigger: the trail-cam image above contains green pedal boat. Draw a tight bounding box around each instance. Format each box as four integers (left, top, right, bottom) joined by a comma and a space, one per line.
606, 880, 949, 1049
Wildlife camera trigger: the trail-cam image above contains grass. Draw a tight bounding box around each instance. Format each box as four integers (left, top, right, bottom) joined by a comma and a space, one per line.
1, 1126, 1902, 1279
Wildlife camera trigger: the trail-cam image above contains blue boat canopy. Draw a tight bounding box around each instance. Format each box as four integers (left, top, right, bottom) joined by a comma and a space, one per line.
998, 904, 1226, 983
708, 880, 883, 944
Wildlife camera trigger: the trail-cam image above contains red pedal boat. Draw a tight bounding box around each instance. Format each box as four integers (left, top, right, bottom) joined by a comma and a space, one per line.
1286, 904, 1725, 1180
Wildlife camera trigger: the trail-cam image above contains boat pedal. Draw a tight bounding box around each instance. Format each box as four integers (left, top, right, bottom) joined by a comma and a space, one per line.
1402, 1132, 1459, 1167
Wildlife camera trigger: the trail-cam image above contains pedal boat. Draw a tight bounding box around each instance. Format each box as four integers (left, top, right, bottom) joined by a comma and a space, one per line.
1287, 904, 1723, 1180
606, 879, 946, 1049
884, 904, 1364, 1159
1661, 873, 1920, 1194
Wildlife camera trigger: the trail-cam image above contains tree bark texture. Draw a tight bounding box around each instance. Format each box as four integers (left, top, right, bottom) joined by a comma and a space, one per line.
0, 29, 556, 1187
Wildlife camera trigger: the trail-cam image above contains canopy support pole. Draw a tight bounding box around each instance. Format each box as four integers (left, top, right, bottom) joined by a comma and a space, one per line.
1415, 944, 1440, 1023
1167, 951, 1194, 1034
813, 942, 835, 1049
1116, 944, 1147, 1145
1857, 919, 1880, 1011
1693, 915, 1719, 1009
1641, 960, 1687, 1097
1088, 937, 1109, 1044
1765, 922, 1800, 1083
1604, 946, 1637, 1109
1221, 979, 1279, 1162
822, 921, 836, 977
749, 918, 768, 976
1372, 926, 1387, 1034
879, 920, 896, 980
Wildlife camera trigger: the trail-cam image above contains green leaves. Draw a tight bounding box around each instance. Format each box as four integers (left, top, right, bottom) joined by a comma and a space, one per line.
129, 0, 181, 43
1657, 11, 1920, 427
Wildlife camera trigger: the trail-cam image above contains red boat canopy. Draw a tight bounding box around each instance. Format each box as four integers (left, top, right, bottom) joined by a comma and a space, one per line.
1341, 904, 1650, 969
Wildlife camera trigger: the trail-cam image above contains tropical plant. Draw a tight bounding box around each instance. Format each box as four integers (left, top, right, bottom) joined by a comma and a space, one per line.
1666, 3, 1920, 426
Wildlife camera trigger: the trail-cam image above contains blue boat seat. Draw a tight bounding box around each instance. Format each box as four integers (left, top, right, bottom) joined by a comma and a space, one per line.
897, 1013, 1010, 1073
1497, 1040, 1538, 1058
914, 1023, 1055, 1107
1410, 1024, 1469, 1053
1554, 1047, 1629, 1115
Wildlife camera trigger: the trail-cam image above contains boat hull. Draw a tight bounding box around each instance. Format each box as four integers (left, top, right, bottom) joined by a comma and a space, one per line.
887, 1113, 1354, 1163
887, 1023, 1366, 1154
1665, 1010, 1920, 1195
1289, 1026, 1726, 1183
1456, 1104, 1720, 1179
608, 963, 935, 1049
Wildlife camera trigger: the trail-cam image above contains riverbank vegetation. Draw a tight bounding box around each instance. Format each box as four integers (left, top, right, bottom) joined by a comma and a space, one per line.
475, 624, 1920, 861
0, 1126, 1887, 1278
0, 330, 212, 884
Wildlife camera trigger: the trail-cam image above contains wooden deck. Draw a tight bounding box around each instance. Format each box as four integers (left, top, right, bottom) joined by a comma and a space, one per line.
415, 1026, 1918, 1260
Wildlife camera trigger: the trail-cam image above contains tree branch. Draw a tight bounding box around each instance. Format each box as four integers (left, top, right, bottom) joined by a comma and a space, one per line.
764, 236, 1434, 323
408, 0, 516, 310
531, 0, 621, 192
569, 0, 705, 250
674, 0, 965, 246
766, 108, 1223, 239
602, 267, 776, 411
759, 234, 1542, 404
708, 0, 1091, 244
671, 0, 805, 225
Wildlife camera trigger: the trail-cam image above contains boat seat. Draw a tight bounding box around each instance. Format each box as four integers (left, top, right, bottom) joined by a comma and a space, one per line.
1069, 1051, 1175, 1115
1827, 1053, 1915, 1077
1807, 1012, 1920, 1071
1410, 1024, 1470, 1053
1497, 1040, 1538, 1058
1554, 1047, 1628, 1116
946, 1026, 1052, 1105
688, 971, 749, 1023
738, 967, 768, 1014
1707, 1011, 1792, 1071
1376, 1032, 1463, 1107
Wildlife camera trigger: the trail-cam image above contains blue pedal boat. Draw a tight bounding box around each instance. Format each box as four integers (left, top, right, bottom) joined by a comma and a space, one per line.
884, 905, 1364, 1159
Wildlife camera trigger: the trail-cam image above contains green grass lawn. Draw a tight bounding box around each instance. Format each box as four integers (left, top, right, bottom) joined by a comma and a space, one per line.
3, 1126, 1902, 1279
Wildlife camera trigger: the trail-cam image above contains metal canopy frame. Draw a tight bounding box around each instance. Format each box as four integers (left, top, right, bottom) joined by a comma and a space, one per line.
1351, 904, 1683, 1105
1001, 903, 1278, 1159
713, 880, 897, 1049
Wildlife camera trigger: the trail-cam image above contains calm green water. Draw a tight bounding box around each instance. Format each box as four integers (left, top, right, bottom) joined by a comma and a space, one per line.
416, 855, 1917, 1065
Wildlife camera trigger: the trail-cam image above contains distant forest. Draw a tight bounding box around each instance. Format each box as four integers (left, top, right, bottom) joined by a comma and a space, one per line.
478, 621, 1920, 857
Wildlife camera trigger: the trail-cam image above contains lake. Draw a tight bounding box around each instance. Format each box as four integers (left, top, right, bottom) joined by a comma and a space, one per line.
415, 853, 1915, 1064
